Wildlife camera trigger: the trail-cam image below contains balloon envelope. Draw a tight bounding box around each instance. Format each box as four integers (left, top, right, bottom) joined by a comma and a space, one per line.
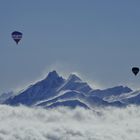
11, 31, 22, 44
132, 67, 139, 76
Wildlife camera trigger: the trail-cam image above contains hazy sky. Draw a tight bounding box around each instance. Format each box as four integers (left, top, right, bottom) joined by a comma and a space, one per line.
0, 0, 140, 93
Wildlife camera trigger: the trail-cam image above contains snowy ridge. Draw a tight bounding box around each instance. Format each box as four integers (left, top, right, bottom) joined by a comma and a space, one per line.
2, 70, 140, 109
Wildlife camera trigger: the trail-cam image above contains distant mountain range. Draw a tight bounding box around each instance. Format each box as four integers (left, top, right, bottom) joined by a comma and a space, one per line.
1, 70, 140, 109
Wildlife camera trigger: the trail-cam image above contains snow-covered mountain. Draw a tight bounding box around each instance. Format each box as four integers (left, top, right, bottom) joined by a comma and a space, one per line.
5, 71, 65, 105
3, 70, 140, 109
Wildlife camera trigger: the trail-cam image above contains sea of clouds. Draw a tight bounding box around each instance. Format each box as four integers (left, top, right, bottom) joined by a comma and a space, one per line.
0, 105, 140, 140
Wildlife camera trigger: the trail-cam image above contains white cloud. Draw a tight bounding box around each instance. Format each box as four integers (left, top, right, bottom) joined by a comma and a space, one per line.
0, 105, 140, 140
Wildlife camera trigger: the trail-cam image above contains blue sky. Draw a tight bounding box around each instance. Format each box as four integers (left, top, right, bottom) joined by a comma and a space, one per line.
0, 0, 140, 93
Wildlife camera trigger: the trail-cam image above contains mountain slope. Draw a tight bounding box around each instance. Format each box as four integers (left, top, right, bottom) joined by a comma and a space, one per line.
89, 86, 132, 102
47, 99, 90, 109
5, 71, 65, 105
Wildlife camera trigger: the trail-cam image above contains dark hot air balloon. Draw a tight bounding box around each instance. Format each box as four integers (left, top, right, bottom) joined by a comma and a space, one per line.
11, 31, 22, 44
132, 67, 139, 76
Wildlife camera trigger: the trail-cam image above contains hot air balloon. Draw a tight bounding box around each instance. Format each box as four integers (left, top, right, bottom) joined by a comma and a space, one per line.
132, 67, 139, 76
11, 31, 22, 44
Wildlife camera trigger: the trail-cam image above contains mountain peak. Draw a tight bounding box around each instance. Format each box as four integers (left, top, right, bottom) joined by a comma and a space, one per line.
43, 70, 65, 89
67, 74, 81, 82
46, 70, 59, 80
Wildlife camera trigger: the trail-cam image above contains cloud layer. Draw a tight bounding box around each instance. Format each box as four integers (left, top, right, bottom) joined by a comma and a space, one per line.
0, 105, 140, 140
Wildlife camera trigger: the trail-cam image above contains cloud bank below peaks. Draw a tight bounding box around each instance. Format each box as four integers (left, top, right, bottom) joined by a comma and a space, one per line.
0, 105, 140, 140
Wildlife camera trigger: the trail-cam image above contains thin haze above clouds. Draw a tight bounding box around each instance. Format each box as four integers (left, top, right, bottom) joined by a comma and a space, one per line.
0, 105, 140, 140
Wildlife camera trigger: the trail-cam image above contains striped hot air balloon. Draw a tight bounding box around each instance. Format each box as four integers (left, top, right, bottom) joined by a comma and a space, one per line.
11, 31, 22, 44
